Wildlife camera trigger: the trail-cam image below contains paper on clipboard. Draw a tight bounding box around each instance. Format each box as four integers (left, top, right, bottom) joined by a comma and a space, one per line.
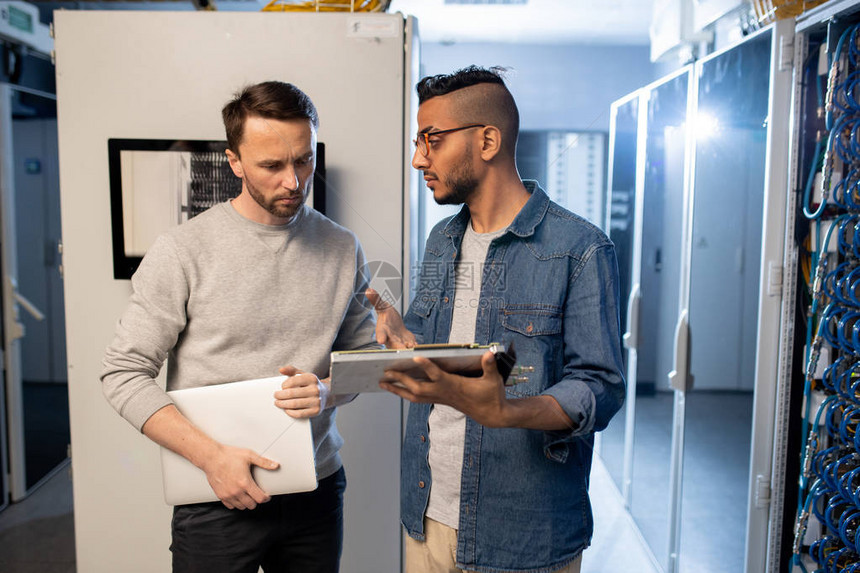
160, 376, 317, 506
329, 343, 514, 394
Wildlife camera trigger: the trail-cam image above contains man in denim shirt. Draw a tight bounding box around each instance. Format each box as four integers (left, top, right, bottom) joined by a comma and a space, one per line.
371, 66, 625, 573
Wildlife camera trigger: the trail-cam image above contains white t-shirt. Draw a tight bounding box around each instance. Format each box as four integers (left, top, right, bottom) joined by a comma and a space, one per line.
425, 222, 506, 529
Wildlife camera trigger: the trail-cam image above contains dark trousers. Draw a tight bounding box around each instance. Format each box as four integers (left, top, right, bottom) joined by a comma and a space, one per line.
171, 467, 346, 573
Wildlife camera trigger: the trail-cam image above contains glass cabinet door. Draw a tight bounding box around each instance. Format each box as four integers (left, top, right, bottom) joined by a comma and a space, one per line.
680, 28, 773, 573
603, 93, 640, 493
0, 86, 69, 502
602, 23, 791, 573
630, 68, 692, 570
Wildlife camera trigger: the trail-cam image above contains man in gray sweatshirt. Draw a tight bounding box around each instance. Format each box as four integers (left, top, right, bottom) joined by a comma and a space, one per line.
101, 81, 377, 572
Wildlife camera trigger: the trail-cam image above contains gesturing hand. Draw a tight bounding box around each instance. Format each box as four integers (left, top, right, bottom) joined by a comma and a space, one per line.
366, 287, 417, 349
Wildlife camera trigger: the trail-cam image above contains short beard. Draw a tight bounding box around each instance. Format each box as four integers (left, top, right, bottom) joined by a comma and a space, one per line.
435, 147, 478, 206
245, 176, 306, 219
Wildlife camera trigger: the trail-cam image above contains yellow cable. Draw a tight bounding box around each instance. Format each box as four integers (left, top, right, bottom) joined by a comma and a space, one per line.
262, 0, 389, 12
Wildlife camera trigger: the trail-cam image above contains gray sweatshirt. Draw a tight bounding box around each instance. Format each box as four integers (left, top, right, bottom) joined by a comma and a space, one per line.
101, 201, 377, 479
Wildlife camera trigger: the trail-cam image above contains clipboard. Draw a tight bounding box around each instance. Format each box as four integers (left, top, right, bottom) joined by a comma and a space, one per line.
329, 342, 519, 394
160, 376, 318, 506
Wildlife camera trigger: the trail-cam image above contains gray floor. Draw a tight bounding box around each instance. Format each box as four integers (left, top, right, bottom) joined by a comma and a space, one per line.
0, 460, 75, 573
599, 390, 755, 573
583, 456, 662, 573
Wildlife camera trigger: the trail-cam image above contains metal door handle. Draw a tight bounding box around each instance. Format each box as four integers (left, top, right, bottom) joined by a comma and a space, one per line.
6, 278, 45, 342
622, 284, 641, 350
668, 309, 693, 392
14, 291, 45, 321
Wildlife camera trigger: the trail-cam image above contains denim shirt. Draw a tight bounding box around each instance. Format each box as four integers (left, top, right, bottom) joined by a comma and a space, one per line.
401, 182, 625, 573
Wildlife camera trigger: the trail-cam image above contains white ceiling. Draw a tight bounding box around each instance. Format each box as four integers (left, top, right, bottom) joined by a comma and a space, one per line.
387, 0, 655, 45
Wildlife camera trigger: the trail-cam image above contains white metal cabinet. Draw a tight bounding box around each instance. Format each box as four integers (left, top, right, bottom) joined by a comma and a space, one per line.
54, 11, 417, 572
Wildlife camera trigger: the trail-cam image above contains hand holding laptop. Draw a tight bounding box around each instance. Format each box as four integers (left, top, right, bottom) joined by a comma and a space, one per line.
160, 376, 318, 506
275, 365, 330, 417
199, 442, 280, 510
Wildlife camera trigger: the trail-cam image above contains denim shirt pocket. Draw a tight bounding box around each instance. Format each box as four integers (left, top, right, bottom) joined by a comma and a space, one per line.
411, 294, 437, 319
404, 292, 439, 346
500, 304, 563, 397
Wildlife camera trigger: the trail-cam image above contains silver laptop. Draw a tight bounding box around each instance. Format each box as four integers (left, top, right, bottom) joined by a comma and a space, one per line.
160, 376, 317, 505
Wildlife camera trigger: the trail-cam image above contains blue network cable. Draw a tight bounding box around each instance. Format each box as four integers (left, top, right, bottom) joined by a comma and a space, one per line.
793, 24, 860, 573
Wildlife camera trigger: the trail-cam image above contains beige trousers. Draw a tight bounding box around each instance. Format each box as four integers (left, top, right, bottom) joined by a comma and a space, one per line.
404, 517, 583, 573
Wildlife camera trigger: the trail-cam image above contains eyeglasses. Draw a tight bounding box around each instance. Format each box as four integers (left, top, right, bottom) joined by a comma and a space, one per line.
413, 124, 486, 157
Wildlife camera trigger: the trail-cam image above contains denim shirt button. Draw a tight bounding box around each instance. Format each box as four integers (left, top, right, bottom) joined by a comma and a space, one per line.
443, 297, 449, 303
420, 434, 426, 443
418, 481, 426, 488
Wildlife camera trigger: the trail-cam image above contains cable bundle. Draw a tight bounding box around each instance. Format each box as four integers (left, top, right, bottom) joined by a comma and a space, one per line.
188, 151, 242, 218
261, 0, 391, 12
795, 24, 860, 573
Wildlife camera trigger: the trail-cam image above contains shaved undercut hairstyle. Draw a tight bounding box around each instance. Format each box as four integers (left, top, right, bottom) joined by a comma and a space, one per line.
222, 81, 319, 156
416, 65, 520, 158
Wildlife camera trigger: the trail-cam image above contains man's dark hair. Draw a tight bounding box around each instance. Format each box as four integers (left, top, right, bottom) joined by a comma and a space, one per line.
416, 66, 519, 157
222, 81, 319, 155
416, 65, 508, 104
